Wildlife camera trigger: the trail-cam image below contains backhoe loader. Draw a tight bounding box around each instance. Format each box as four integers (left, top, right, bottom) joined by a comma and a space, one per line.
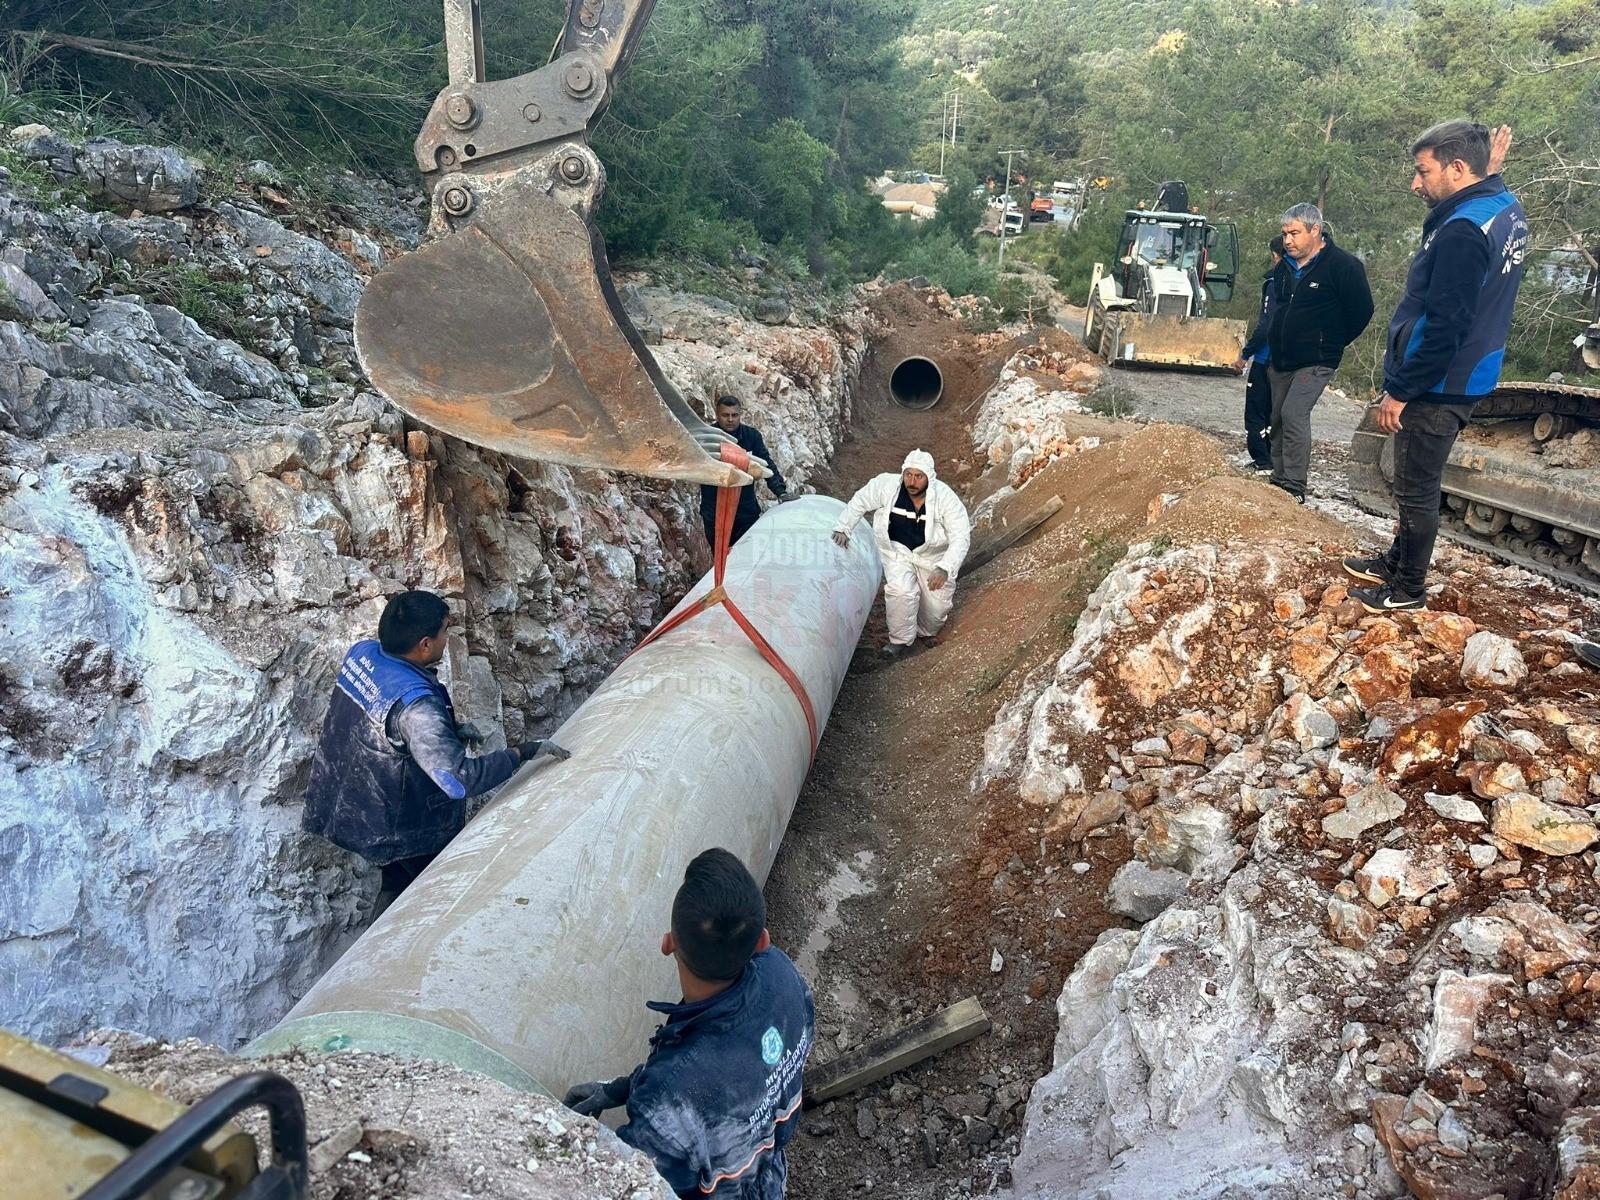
352, 0, 767, 489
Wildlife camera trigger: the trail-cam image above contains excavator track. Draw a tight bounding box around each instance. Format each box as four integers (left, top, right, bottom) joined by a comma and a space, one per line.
1347, 380, 1600, 599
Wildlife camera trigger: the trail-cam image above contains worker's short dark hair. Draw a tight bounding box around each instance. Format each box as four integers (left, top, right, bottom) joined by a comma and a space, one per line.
671, 848, 766, 982
378, 590, 449, 655
1411, 120, 1491, 176
715, 395, 741, 409
1269, 234, 1285, 256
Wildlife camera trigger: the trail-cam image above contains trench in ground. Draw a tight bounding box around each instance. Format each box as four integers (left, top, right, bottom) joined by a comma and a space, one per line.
763, 291, 1145, 1197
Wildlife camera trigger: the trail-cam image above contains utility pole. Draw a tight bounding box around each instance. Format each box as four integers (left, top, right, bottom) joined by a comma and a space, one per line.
997, 148, 1025, 272
939, 92, 949, 176
950, 89, 959, 151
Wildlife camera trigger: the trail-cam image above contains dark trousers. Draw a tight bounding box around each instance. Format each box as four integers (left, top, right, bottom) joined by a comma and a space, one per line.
1382, 401, 1471, 595
703, 509, 759, 550
1267, 364, 1334, 496
1244, 361, 1272, 467
380, 853, 436, 896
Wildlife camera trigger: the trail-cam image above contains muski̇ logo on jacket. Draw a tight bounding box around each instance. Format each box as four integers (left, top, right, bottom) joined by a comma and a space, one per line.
761, 1026, 784, 1066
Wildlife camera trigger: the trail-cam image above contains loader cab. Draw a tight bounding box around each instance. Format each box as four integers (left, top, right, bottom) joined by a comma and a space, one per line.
1114, 211, 1238, 306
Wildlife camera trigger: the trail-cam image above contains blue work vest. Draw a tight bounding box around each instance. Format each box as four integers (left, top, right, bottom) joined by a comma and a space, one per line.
302, 640, 463, 866
1384, 177, 1528, 399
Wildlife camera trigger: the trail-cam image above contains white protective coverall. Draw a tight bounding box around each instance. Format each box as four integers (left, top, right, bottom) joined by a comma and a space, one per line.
834, 449, 972, 646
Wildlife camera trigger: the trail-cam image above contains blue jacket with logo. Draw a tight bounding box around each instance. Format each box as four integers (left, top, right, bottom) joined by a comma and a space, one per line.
1383, 175, 1528, 405
302, 640, 520, 865
605, 948, 815, 1198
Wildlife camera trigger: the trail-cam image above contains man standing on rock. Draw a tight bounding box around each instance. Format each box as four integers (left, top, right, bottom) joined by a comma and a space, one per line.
564, 848, 814, 1198
302, 590, 568, 897
831, 449, 972, 659
1345, 122, 1524, 614
1262, 203, 1374, 503
701, 395, 792, 548
1233, 234, 1286, 472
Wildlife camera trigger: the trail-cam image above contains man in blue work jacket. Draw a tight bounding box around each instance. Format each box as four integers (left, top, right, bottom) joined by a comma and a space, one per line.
700, 395, 792, 548
1233, 234, 1286, 471
1345, 122, 1524, 613
302, 590, 568, 896
564, 848, 815, 1198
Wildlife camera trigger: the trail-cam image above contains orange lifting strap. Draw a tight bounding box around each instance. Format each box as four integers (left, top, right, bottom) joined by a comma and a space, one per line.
630, 443, 821, 761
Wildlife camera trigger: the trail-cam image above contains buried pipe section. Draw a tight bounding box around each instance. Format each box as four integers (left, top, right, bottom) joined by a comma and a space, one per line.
246, 497, 881, 1095
889, 356, 945, 410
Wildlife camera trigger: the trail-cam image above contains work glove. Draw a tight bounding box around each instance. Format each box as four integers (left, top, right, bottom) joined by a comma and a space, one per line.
831, 529, 851, 549
776, 491, 798, 503
455, 721, 486, 746
564, 1080, 618, 1118
516, 740, 571, 764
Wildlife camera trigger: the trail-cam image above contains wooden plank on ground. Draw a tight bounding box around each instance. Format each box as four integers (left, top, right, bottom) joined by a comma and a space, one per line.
964, 494, 1064, 574
802, 996, 992, 1108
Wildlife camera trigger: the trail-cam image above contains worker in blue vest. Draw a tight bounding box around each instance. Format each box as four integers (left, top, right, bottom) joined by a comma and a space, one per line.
302, 590, 568, 896
1344, 123, 1522, 613
564, 849, 815, 1198
700, 395, 793, 548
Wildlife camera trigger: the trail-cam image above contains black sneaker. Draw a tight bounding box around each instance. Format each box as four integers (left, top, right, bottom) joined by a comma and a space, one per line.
1350, 582, 1425, 614
882, 642, 912, 660
1342, 555, 1393, 585
1270, 481, 1306, 505
1249, 460, 1273, 473
1576, 640, 1600, 671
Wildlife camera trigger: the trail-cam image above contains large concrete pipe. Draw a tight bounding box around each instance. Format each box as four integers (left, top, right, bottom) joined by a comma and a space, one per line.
889, 356, 945, 410
246, 497, 880, 1094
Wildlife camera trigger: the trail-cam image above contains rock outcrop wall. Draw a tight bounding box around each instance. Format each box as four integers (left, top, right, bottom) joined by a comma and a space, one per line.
990, 540, 1600, 1198
0, 130, 867, 1048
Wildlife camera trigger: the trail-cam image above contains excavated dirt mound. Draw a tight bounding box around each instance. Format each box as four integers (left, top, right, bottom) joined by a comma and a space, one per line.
1151, 473, 1352, 546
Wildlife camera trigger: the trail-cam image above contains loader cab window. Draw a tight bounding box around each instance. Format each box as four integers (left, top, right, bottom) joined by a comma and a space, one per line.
1122, 217, 1206, 270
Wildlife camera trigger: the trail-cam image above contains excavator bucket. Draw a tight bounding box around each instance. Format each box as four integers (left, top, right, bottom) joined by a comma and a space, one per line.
355, 173, 753, 488
1097, 310, 1246, 370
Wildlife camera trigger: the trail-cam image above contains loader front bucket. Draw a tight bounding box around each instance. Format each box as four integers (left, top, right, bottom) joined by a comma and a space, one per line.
354, 173, 752, 488
1100, 313, 1246, 371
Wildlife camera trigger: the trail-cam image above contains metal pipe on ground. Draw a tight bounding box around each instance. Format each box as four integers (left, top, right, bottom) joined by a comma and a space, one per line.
246, 497, 881, 1096
889, 356, 945, 410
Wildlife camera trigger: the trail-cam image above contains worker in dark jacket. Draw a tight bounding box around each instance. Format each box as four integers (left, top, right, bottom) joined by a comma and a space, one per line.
302, 590, 568, 895
1345, 122, 1524, 613
1263, 204, 1375, 502
1233, 234, 1286, 471
700, 395, 792, 548
564, 849, 815, 1199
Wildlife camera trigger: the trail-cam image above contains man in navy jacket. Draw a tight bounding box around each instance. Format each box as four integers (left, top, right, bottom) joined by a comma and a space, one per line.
565, 849, 815, 1198
302, 591, 568, 895
1345, 122, 1524, 613
700, 396, 792, 548
1234, 234, 1286, 471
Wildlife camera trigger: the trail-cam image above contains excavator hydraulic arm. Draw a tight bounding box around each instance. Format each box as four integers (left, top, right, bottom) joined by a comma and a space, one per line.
354, 0, 764, 488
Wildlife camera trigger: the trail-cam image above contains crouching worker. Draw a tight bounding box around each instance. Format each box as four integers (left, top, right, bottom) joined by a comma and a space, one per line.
564, 849, 815, 1199
831, 449, 972, 660
302, 590, 569, 897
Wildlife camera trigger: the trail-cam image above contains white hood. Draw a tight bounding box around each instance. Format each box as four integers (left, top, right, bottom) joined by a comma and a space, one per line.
902, 449, 937, 485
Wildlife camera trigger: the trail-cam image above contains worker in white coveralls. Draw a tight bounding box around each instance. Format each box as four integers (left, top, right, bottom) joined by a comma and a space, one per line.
831, 449, 971, 660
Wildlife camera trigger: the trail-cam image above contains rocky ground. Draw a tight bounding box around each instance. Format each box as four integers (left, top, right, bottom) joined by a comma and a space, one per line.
767, 328, 1600, 1200
79, 1030, 671, 1199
